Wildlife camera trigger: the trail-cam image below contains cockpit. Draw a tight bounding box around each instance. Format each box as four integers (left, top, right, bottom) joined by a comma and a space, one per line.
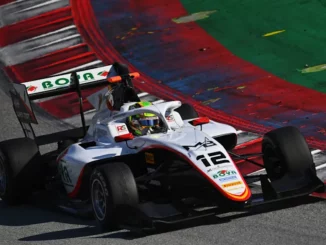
87, 100, 185, 143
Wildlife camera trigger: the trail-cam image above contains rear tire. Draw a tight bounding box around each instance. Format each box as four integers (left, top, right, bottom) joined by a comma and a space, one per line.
175, 103, 199, 120
90, 162, 139, 231
0, 150, 17, 205
262, 126, 316, 181
0, 138, 41, 205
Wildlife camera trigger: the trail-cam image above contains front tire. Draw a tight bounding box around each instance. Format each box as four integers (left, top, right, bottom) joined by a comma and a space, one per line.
90, 162, 139, 231
262, 126, 316, 181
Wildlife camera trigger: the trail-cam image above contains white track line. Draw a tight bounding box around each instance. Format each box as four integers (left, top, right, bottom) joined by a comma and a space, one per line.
27, 34, 81, 52
53, 60, 104, 75
0, 0, 69, 28
1, 0, 25, 6
0, 25, 81, 66
316, 163, 326, 170
311, 149, 322, 155
24, 25, 78, 42
14, 0, 65, 14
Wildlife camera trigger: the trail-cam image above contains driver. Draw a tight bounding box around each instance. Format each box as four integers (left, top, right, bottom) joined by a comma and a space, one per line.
127, 101, 161, 136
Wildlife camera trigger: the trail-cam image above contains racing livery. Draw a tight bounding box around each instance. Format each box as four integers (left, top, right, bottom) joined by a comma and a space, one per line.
59, 100, 250, 202
0, 63, 324, 232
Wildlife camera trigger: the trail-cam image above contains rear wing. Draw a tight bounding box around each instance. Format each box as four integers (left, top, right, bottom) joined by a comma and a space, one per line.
9, 63, 139, 145
23, 65, 115, 100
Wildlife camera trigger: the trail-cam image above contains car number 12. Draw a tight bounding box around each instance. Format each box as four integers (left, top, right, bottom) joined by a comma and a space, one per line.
196, 151, 230, 167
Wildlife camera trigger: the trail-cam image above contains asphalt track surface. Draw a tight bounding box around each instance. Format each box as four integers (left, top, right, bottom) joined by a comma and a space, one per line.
1, 70, 326, 245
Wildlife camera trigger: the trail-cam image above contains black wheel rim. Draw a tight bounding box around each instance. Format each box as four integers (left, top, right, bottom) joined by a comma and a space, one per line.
264, 145, 284, 179
0, 161, 6, 195
91, 179, 107, 221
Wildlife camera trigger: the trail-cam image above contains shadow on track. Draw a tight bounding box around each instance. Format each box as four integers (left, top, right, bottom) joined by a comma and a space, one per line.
19, 226, 102, 241
0, 199, 94, 227
98, 195, 324, 239
0, 197, 103, 241
16, 195, 324, 242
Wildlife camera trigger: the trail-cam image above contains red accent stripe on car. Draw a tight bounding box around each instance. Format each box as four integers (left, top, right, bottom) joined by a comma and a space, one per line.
68, 167, 85, 198
234, 138, 263, 150
233, 141, 264, 175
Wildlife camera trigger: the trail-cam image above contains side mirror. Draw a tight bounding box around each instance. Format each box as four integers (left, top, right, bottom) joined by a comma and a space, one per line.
114, 133, 134, 142
190, 117, 210, 126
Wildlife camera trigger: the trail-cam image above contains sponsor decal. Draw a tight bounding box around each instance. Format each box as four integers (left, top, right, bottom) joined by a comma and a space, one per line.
197, 151, 230, 167
23, 65, 113, 94
116, 125, 127, 132
98, 71, 109, 77
116, 124, 128, 135
184, 137, 216, 151
212, 170, 238, 182
222, 181, 242, 188
58, 163, 72, 186
42, 78, 70, 89
217, 175, 238, 182
212, 170, 236, 179
145, 152, 155, 164
27, 85, 37, 93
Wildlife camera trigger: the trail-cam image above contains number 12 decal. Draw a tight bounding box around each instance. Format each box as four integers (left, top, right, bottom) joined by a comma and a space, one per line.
196, 151, 230, 167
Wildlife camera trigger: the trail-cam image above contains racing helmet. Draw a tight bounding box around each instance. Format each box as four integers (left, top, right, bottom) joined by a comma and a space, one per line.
127, 101, 160, 136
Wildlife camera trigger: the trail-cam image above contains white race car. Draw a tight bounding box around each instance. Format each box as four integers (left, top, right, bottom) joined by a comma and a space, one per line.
0, 63, 324, 233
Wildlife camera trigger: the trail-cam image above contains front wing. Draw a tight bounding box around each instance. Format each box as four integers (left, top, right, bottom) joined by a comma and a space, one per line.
116, 173, 325, 232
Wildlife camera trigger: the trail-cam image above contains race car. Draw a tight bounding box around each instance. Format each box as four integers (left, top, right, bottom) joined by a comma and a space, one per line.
0, 63, 324, 233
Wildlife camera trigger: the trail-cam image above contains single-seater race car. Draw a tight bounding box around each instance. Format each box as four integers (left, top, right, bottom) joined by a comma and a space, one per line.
0, 62, 324, 232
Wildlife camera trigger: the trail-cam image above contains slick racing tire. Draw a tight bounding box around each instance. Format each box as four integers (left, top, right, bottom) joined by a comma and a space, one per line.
262, 126, 316, 181
90, 162, 139, 231
0, 150, 16, 205
0, 138, 41, 205
175, 103, 199, 120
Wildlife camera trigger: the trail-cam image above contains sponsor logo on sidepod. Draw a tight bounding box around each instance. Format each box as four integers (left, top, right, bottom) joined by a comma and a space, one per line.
218, 175, 238, 182
212, 170, 236, 178
222, 181, 242, 188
